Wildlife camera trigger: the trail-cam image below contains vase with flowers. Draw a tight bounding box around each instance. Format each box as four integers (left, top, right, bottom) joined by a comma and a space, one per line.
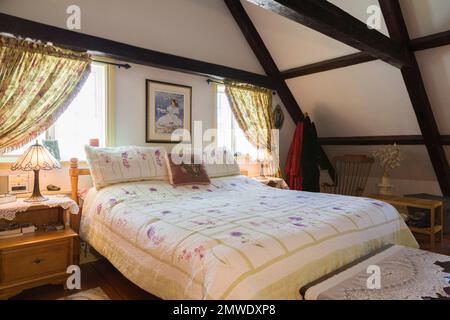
372, 144, 403, 195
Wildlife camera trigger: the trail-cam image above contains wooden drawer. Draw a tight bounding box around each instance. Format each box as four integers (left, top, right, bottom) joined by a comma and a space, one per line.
0, 240, 71, 285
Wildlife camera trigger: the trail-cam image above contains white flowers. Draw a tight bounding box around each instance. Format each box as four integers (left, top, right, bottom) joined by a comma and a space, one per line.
373, 144, 403, 172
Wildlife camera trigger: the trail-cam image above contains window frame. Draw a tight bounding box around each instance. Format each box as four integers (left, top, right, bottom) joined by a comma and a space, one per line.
0, 59, 116, 166
214, 84, 237, 153
214, 84, 258, 165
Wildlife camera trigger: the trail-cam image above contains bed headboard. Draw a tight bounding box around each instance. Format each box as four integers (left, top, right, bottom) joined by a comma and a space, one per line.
69, 158, 91, 233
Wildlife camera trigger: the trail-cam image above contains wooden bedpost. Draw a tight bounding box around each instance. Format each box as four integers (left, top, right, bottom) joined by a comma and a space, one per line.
68, 157, 91, 264
68, 158, 91, 234
69, 158, 81, 264
69, 158, 79, 205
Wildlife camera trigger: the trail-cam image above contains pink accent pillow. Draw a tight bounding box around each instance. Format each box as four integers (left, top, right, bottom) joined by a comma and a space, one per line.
166, 153, 210, 186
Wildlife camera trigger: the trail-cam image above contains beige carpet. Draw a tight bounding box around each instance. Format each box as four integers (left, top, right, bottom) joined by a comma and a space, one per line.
59, 287, 110, 300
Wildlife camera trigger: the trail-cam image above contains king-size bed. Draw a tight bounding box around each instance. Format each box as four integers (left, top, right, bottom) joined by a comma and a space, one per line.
70, 146, 418, 300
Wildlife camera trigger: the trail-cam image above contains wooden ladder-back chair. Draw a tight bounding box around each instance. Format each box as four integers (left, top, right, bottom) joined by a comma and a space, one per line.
321, 155, 374, 196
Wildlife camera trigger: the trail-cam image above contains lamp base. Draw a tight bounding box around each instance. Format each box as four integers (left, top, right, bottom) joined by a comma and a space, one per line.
24, 195, 49, 203
24, 170, 48, 203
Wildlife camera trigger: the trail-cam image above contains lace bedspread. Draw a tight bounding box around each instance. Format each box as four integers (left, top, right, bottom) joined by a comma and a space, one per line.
304, 245, 450, 300
0, 195, 79, 221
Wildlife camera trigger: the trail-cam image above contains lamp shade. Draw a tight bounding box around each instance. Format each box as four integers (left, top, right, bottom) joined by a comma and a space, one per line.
11, 141, 61, 171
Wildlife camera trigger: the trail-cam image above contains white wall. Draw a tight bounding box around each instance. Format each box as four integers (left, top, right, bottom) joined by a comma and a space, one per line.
242, 0, 357, 70
114, 63, 215, 148
286, 60, 420, 137
401, 0, 450, 38
114, 63, 293, 173
321, 145, 442, 196
273, 94, 296, 175
2, 0, 448, 197
243, 0, 450, 196
0, 63, 293, 191
0, 0, 264, 74
0, 0, 289, 193
115, 62, 293, 168
415, 45, 450, 134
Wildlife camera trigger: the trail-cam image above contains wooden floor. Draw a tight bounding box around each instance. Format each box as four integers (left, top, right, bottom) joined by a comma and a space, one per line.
10, 235, 450, 300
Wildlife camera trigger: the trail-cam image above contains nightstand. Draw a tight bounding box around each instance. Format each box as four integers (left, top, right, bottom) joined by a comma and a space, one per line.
253, 176, 290, 189
0, 197, 78, 299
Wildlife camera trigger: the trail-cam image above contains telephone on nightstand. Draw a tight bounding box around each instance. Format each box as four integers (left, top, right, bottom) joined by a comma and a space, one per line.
1, 174, 30, 194
0, 176, 17, 205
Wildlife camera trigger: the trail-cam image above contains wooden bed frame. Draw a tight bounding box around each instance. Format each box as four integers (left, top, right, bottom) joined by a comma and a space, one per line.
69, 158, 94, 264
68, 158, 91, 234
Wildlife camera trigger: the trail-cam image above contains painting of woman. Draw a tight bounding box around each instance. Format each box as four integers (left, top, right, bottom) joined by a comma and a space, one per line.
156, 98, 183, 133
146, 80, 191, 143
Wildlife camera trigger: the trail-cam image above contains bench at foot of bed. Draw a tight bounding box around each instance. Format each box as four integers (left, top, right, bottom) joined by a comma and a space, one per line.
301, 244, 450, 300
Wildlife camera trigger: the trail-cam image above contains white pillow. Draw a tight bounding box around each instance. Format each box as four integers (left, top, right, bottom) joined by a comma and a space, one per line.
202, 147, 241, 178
85, 145, 168, 189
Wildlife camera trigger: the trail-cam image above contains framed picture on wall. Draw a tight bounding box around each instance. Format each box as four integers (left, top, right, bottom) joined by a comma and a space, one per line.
145, 80, 192, 143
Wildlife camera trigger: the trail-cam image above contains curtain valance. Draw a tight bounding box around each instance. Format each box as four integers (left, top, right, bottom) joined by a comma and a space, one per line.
0, 35, 91, 154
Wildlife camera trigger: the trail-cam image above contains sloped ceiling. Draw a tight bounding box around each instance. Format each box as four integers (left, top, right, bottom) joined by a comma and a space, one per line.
400, 0, 450, 38
0, 0, 265, 74
243, 0, 449, 190
285, 60, 421, 137
241, 1, 358, 69
1, 0, 448, 191
416, 46, 450, 134
242, 0, 419, 139
328, 0, 389, 36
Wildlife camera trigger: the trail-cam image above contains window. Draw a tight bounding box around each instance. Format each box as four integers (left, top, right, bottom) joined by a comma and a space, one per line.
4, 62, 109, 161
52, 63, 107, 160
216, 85, 258, 162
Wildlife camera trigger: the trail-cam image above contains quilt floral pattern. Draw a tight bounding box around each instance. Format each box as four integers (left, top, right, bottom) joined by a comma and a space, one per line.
81, 176, 418, 300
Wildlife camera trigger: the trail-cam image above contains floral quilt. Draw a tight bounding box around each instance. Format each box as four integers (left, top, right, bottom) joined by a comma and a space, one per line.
80, 175, 418, 300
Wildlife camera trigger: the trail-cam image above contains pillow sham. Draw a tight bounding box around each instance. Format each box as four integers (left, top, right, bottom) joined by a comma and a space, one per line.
85, 145, 168, 189
203, 147, 241, 178
165, 152, 210, 186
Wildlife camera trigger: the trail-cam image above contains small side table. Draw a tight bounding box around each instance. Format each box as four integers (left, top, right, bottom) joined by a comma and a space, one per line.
0, 196, 79, 299
253, 176, 289, 189
367, 194, 443, 248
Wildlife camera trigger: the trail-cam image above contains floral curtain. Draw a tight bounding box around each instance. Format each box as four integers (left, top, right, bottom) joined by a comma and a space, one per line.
224, 82, 279, 176
0, 35, 91, 154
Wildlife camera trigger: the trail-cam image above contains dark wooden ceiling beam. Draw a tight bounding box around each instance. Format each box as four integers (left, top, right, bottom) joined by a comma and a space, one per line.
0, 13, 273, 88
281, 29, 450, 80
319, 135, 450, 146
319, 135, 424, 146
244, 0, 410, 68
442, 136, 450, 145
224, 0, 301, 122
281, 52, 377, 79
379, 0, 450, 196
224, 0, 335, 179
410, 29, 450, 52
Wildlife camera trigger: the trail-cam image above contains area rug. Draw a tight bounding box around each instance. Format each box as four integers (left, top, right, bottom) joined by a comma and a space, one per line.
59, 287, 110, 300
